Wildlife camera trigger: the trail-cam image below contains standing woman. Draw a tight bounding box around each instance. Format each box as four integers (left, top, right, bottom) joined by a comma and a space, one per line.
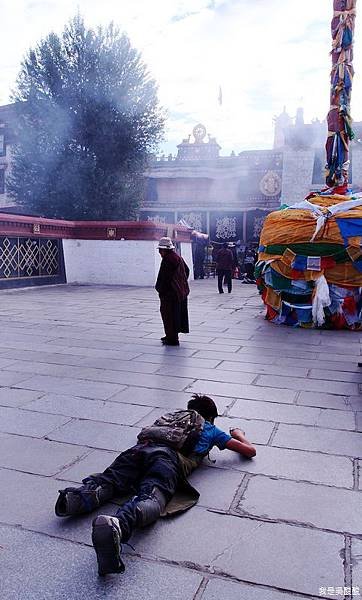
155, 237, 190, 346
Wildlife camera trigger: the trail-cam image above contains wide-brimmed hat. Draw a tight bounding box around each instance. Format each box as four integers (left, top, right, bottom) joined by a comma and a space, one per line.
158, 237, 175, 250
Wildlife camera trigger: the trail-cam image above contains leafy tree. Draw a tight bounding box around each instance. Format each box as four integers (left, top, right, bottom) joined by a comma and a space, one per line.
8, 15, 164, 220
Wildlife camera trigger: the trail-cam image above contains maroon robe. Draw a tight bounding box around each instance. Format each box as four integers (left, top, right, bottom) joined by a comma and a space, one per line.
155, 251, 190, 342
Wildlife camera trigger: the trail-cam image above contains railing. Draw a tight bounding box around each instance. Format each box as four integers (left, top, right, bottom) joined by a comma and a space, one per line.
0, 236, 65, 288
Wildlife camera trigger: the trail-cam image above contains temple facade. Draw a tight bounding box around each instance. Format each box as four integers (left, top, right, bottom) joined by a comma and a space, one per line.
1, 104, 362, 243
140, 111, 362, 243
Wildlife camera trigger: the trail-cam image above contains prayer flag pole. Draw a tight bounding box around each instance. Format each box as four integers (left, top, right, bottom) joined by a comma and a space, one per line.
325, 0, 357, 194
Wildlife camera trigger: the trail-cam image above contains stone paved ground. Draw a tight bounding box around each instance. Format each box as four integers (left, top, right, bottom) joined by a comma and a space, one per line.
0, 279, 361, 600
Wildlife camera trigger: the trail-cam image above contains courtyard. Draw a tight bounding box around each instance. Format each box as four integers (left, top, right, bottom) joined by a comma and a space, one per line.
0, 278, 361, 599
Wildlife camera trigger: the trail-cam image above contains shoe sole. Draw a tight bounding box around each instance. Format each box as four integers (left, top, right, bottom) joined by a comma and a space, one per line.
92, 516, 125, 576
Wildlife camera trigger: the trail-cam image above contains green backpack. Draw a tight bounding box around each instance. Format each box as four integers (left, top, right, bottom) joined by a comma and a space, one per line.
137, 409, 204, 454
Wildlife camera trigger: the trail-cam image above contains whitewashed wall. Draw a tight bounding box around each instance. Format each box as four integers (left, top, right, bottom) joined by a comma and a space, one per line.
63, 239, 193, 286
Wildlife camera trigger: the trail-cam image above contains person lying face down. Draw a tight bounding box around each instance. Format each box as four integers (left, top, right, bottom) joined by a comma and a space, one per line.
55, 393, 256, 576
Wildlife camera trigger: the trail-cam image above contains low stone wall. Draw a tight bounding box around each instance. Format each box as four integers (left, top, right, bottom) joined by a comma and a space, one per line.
0, 214, 193, 288
63, 239, 193, 286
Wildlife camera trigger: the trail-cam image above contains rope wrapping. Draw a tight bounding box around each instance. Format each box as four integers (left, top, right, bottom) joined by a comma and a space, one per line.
326, 0, 356, 191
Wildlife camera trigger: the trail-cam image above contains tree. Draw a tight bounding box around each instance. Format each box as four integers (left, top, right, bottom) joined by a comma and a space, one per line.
7, 15, 164, 220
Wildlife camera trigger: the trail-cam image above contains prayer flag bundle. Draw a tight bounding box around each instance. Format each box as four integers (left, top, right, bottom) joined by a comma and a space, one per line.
257, 2, 360, 329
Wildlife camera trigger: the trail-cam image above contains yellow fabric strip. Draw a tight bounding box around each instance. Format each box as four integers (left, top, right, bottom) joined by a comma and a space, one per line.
265, 286, 282, 311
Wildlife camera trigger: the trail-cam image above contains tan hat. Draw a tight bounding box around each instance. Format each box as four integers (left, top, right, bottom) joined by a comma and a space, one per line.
158, 237, 175, 250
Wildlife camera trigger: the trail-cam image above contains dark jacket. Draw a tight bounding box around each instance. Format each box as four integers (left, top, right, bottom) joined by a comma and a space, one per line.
216, 247, 234, 271
155, 251, 190, 300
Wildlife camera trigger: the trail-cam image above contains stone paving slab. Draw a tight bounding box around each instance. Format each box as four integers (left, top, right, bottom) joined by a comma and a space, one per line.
309, 368, 362, 383
296, 391, 351, 410
216, 415, 275, 445
194, 349, 277, 364
0, 468, 94, 544
237, 338, 360, 356
131, 507, 344, 597
24, 394, 154, 426
57, 449, 120, 482
256, 374, 359, 395
0, 387, 45, 407
202, 578, 321, 600
188, 466, 244, 511
48, 419, 140, 452
355, 412, 362, 432
54, 346, 143, 360
0, 357, 17, 368
6, 360, 196, 390
14, 374, 127, 399
348, 396, 362, 411
1, 348, 92, 366
44, 336, 197, 356
0, 371, 34, 386
236, 346, 320, 359
109, 386, 233, 414
272, 423, 362, 457
133, 352, 221, 369
207, 446, 353, 488
230, 398, 356, 430
238, 475, 362, 534
75, 356, 162, 374
0, 524, 202, 600
187, 380, 298, 402
0, 405, 71, 437
156, 364, 256, 385
277, 356, 362, 373
0, 433, 88, 475
217, 360, 310, 378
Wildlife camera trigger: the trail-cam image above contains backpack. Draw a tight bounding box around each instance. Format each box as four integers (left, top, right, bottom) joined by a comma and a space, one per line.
137, 409, 205, 454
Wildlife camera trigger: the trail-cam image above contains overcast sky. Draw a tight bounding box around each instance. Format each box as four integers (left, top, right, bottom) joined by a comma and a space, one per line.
1, 0, 362, 155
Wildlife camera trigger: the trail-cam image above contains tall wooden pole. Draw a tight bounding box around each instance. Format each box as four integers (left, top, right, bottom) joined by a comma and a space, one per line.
325, 0, 356, 193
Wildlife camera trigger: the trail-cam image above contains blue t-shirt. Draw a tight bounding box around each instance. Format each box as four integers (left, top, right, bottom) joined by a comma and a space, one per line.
193, 421, 232, 455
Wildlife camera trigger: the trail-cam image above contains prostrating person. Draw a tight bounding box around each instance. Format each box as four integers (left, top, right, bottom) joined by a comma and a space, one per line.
155, 237, 190, 346
55, 394, 256, 576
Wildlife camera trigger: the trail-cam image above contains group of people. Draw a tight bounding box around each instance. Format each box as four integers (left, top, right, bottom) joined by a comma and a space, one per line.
153, 236, 259, 344
193, 240, 258, 286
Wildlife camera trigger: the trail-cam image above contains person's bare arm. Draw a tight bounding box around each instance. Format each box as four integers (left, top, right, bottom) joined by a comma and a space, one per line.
225, 428, 256, 458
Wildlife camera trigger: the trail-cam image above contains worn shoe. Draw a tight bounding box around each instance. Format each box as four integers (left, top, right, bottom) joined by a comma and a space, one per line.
55, 488, 99, 517
92, 515, 125, 576
162, 339, 180, 346
55, 480, 114, 517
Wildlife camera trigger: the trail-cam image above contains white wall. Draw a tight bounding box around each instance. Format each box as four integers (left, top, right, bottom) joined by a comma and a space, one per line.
63, 239, 193, 286
179, 242, 194, 280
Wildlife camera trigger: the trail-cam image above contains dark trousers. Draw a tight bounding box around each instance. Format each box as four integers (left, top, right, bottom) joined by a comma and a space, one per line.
159, 296, 189, 342
92, 444, 179, 541
245, 263, 255, 279
194, 260, 204, 279
217, 269, 232, 293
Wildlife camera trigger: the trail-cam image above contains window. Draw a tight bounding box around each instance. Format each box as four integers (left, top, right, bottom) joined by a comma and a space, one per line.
0, 170, 5, 194
0, 135, 4, 157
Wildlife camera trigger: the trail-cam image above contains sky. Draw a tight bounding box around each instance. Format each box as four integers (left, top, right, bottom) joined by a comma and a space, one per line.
1, 0, 362, 155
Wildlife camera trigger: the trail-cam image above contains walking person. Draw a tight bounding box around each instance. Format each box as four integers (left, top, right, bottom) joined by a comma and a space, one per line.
155, 237, 190, 346
216, 242, 234, 293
